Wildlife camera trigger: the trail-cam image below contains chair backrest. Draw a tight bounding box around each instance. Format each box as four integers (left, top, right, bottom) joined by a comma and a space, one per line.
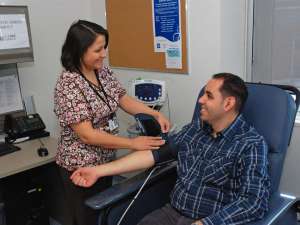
192, 83, 300, 193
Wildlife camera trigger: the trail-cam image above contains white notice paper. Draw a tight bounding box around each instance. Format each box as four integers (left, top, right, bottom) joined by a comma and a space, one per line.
0, 14, 30, 50
0, 75, 23, 114
165, 47, 182, 69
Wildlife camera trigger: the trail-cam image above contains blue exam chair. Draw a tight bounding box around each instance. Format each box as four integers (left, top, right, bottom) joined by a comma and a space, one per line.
86, 83, 300, 225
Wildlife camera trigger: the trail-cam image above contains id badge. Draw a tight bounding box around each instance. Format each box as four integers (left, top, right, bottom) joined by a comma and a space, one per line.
108, 113, 119, 134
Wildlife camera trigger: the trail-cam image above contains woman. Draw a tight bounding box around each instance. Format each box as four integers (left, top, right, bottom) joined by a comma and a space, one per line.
54, 20, 170, 225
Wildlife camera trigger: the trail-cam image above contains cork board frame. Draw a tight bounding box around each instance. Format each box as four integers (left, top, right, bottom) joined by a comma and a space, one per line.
105, 0, 188, 74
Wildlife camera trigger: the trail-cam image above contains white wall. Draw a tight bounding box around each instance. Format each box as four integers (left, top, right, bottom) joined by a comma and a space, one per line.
221, 0, 248, 76
0, 0, 247, 136
89, 1, 300, 197
90, 0, 248, 131
0, 0, 93, 137
2, 0, 300, 198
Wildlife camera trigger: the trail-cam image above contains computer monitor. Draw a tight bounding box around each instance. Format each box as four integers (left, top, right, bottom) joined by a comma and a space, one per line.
0, 65, 23, 153
0, 5, 34, 64
0, 64, 24, 133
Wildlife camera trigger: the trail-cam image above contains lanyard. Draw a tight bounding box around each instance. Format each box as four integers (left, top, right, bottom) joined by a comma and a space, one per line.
79, 70, 113, 112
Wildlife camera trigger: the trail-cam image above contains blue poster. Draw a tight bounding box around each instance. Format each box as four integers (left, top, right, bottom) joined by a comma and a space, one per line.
152, 0, 182, 68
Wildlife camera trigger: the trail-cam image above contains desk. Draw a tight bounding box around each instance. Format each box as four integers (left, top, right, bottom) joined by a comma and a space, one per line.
0, 137, 66, 225
0, 137, 57, 179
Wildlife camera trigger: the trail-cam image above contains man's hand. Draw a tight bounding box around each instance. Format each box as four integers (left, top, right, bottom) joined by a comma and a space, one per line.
70, 167, 100, 187
131, 136, 165, 150
155, 112, 170, 133
191, 220, 203, 225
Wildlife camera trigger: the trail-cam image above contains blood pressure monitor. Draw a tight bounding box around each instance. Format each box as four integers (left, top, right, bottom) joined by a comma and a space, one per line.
131, 79, 166, 106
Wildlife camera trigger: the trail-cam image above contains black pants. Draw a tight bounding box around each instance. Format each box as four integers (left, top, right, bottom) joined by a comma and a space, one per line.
138, 204, 195, 225
58, 166, 112, 225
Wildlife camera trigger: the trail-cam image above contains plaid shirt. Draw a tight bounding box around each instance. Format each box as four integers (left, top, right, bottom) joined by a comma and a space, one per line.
169, 114, 270, 225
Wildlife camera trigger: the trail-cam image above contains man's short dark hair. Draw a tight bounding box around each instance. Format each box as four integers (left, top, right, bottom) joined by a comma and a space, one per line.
212, 73, 248, 113
61, 20, 109, 72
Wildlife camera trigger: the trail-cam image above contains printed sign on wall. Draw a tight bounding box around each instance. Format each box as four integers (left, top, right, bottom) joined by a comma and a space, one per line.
152, 0, 182, 69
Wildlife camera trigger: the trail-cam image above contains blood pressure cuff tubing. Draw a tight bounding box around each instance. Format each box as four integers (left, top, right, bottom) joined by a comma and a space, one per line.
152, 141, 178, 165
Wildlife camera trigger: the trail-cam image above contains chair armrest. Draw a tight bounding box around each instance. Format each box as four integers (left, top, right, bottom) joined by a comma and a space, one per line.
85, 162, 177, 210
249, 193, 298, 225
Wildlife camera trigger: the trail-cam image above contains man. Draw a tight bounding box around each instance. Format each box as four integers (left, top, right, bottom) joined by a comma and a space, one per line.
71, 73, 270, 225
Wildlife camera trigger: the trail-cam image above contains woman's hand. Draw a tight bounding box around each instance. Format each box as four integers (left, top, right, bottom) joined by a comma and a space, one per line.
155, 112, 170, 133
131, 136, 165, 151
70, 167, 100, 187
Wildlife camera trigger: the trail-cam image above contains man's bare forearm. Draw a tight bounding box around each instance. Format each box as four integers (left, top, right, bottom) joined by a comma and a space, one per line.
96, 150, 155, 178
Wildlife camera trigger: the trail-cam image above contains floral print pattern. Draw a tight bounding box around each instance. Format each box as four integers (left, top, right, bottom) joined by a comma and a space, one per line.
54, 67, 126, 171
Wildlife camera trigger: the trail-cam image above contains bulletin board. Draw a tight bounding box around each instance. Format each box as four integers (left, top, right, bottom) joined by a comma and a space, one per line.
105, 0, 188, 74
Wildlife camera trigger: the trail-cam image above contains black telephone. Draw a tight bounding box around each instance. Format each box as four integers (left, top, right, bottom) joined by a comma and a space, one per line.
4, 113, 49, 141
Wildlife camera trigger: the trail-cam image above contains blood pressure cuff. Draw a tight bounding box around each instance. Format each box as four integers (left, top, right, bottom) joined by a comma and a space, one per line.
152, 142, 178, 165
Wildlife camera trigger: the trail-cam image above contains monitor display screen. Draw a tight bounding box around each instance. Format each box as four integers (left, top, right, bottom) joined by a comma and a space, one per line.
0, 64, 24, 133
0, 64, 23, 115
0, 5, 33, 64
